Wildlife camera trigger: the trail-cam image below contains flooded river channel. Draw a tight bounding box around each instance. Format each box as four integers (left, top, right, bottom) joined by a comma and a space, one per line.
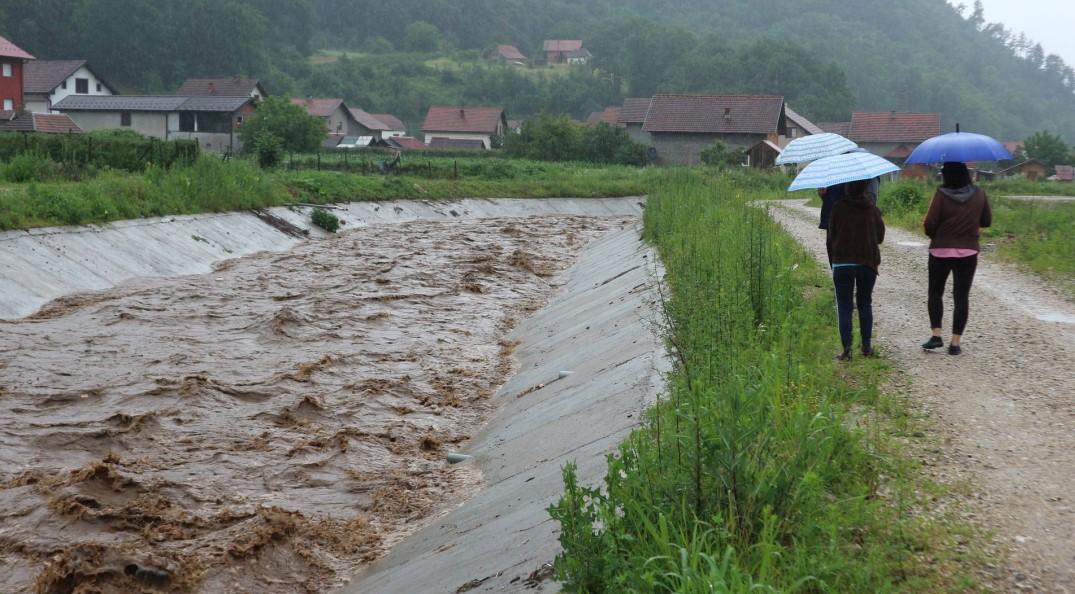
0, 215, 629, 593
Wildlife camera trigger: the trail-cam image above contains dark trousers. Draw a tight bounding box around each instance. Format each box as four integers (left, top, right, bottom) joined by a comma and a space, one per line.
928, 254, 978, 335
832, 266, 877, 352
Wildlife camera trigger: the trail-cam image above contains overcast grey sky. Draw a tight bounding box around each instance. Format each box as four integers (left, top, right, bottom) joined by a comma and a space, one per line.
976, 0, 1075, 65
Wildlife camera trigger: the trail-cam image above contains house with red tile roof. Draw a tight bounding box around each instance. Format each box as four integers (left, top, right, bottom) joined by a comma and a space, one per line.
640, 94, 787, 165
544, 40, 583, 64
0, 110, 81, 134
495, 45, 528, 66
820, 111, 940, 162
586, 106, 624, 127
24, 60, 115, 114
0, 35, 34, 112
421, 106, 506, 150
291, 97, 361, 136
618, 97, 652, 144
370, 113, 406, 138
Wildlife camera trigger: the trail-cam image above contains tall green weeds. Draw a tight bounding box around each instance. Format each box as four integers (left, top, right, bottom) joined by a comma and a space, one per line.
550, 172, 935, 592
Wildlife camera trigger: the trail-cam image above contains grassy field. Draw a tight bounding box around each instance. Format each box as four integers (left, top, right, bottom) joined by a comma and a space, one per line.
0, 156, 658, 231
550, 172, 981, 592
877, 180, 1075, 297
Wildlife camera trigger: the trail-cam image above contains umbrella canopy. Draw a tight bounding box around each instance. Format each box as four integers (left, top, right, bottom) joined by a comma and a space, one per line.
904, 131, 1012, 165
788, 151, 900, 192
775, 132, 859, 165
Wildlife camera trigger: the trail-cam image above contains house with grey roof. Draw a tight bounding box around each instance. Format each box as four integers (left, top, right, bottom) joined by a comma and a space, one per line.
23, 60, 115, 114
53, 95, 255, 153
640, 94, 787, 165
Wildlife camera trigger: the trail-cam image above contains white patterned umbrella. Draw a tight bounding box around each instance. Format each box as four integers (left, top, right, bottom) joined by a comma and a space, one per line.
788, 151, 900, 191
775, 133, 859, 165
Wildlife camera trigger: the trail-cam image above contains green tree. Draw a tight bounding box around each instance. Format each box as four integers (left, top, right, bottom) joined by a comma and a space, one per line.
404, 21, 444, 53
700, 142, 746, 168
1023, 131, 1071, 173
239, 97, 326, 162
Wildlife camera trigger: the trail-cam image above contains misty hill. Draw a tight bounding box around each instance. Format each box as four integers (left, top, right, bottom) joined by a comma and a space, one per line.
3, 0, 1073, 142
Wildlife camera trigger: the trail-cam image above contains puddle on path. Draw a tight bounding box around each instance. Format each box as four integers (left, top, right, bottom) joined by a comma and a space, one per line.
0, 215, 630, 593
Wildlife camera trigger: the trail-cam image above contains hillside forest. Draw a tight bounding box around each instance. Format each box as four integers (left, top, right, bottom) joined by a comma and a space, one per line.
2, 0, 1074, 142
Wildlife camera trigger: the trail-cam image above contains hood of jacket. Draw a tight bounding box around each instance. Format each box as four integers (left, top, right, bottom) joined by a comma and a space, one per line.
939, 185, 977, 203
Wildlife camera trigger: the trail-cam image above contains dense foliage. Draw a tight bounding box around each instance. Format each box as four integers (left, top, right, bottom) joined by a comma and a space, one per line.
2, 0, 1073, 140
504, 115, 647, 165
0, 131, 199, 176
1023, 131, 1073, 173
237, 97, 326, 163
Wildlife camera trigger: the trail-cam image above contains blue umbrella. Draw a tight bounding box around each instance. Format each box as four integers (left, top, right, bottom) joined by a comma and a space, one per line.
905, 129, 1012, 164
788, 151, 900, 192
775, 133, 859, 165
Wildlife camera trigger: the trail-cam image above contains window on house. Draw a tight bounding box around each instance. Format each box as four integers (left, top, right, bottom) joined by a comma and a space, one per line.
3, 99, 13, 111
121, 112, 131, 127
61, 80, 67, 89
96, 83, 102, 92
76, 78, 89, 94
2, 63, 11, 77
179, 112, 197, 132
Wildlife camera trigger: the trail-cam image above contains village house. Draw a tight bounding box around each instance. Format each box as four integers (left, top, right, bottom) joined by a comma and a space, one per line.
821, 111, 941, 162
617, 97, 652, 144
1052, 165, 1074, 182
565, 47, 593, 65
349, 107, 405, 142
0, 111, 81, 134
23, 60, 115, 114
1000, 159, 1046, 180
494, 45, 528, 66
544, 40, 584, 64
0, 35, 33, 113
586, 106, 623, 127
422, 106, 506, 150
386, 136, 427, 151
291, 97, 361, 137
370, 113, 406, 138
178, 77, 268, 99
53, 95, 255, 152
780, 106, 822, 146
640, 94, 787, 166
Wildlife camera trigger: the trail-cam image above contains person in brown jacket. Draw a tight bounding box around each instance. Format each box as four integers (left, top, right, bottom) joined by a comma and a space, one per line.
921, 162, 992, 355
826, 178, 886, 360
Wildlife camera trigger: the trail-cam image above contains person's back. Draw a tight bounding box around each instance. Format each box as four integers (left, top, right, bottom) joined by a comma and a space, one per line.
827, 179, 886, 360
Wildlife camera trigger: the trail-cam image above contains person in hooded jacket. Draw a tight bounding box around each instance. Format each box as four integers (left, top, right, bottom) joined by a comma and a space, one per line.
826, 178, 886, 361
921, 162, 992, 355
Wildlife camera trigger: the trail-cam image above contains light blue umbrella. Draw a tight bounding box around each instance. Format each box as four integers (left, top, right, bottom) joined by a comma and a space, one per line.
775, 133, 859, 165
788, 151, 900, 191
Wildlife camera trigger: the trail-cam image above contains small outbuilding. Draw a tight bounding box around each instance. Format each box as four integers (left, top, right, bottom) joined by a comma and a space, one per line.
999, 159, 1047, 181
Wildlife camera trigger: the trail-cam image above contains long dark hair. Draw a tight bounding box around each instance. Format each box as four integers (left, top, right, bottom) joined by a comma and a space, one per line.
845, 179, 870, 199
941, 162, 972, 189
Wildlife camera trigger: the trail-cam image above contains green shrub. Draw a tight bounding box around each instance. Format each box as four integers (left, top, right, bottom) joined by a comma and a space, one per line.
0, 133, 198, 175
3, 153, 56, 183
878, 181, 927, 214
254, 133, 285, 169
311, 207, 340, 232
699, 142, 746, 167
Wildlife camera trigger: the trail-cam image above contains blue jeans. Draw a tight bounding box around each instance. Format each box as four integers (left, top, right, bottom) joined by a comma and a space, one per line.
832, 266, 877, 353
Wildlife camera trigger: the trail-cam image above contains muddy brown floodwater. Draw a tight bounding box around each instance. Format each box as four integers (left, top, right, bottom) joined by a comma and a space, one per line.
0, 215, 630, 594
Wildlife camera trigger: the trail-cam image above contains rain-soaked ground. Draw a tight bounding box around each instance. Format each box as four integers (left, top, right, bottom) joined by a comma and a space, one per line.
0, 215, 630, 593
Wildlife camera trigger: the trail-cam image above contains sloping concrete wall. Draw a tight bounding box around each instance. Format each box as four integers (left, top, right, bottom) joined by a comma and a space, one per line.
338, 224, 669, 593
0, 197, 644, 320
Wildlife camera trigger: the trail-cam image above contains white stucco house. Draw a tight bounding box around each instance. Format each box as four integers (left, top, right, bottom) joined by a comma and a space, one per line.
422, 106, 506, 150
23, 60, 116, 113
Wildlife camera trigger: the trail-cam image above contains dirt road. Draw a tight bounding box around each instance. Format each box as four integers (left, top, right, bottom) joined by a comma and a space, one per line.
0, 215, 629, 593
770, 200, 1075, 592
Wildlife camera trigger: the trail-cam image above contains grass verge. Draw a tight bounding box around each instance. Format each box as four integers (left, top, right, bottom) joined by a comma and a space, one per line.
877, 180, 1075, 298
0, 157, 656, 231
549, 171, 981, 592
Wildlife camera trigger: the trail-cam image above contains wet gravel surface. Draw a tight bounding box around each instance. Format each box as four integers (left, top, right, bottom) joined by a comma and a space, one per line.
771, 200, 1075, 593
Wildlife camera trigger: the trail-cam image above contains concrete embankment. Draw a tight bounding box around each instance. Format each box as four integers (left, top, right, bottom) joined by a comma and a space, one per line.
0, 197, 644, 320
339, 222, 669, 593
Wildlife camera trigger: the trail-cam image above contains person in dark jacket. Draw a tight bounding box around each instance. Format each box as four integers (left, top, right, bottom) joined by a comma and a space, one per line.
921, 162, 992, 355
826, 178, 886, 360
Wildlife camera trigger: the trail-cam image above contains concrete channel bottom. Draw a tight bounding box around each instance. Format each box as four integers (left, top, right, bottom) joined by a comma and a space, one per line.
0, 198, 670, 592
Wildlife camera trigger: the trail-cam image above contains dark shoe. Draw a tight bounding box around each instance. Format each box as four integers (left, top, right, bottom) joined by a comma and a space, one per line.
922, 336, 943, 350
835, 351, 852, 362
948, 344, 962, 356
861, 347, 876, 358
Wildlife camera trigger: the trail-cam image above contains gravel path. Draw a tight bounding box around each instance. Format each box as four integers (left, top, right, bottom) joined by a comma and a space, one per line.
1001, 195, 1075, 203
769, 200, 1075, 593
